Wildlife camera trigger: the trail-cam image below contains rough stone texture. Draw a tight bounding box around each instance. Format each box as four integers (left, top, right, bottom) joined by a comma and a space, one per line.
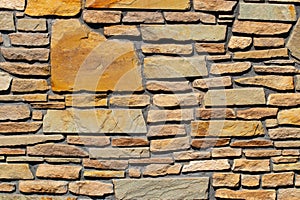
114, 178, 209, 199
278, 108, 300, 125
288, 18, 300, 60
0, 12, 15, 31
0, 122, 42, 134
146, 81, 192, 92
182, 160, 230, 172
195, 43, 225, 54
193, 76, 232, 89
268, 93, 300, 106
143, 164, 182, 177
213, 173, 240, 188
195, 108, 235, 119
0, 72, 12, 92
231, 139, 273, 147
67, 136, 110, 146
0, 0, 25, 10
19, 180, 67, 194
278, 189, 300, 200
89, 148, 149, 159
212, 147, 242, 158
142, 44, 193, 55
83, 10, 121, 24
237, 108, 278, 119
147, 109, 193, 123
215, 189, 276, 200
65, 94, 107, 107
150, 137, 190, 152
83, 159, 128, 170
0, 164, 33, 179
84, 170, 124, 178
110, 95, 150, 107
112, 137, 149, 147
234, 48, 288, 60
36, 164, 81, 180
153, 94, 201, 107
17, 19, 47, 32
254, 37, 285, 48
0, 62, 49, 77
192, 138, 230, 149
1, 48, 49, 62
123, 12, 164, 23
269, 128, 300, 139
0, 104, 30, 121
233, 159, 270, 172
147, 125, 186, 137
242, 175, 260, 188
9, 33, 49, 47
12, 79, 49, 93
262, 172, 294, 188
0, 135, 63, 147
228, 36, 252, 50
0, 183, 15, 192
210, 62, 251, 75
104, 25, 140, 36
194, 0, 237, 11
254, 65, 297, 74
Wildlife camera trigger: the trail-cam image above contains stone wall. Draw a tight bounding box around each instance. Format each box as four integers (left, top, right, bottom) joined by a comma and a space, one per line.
0, 0, 300, 199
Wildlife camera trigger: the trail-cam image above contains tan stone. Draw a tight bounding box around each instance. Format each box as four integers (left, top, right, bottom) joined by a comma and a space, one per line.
1, 47, 49, 61
65, 94, 107, 107
194, 0, 237, 11
237, 108, 278, 119
0, 94, 47, 102
0, 195, 75, 200
278, 108, 300, 125
67, 136, 110, 147
0, 183, 15, 192
242, 175, 260, 187
32, 111, 43, 121
215, 189, 276, 200
254, 65, 298, 74
268, 93, 300, 106
104, 25, 140, 36
25, 0, 81, 16
142, 44, 193, 55
0, 135, 63, 147
141, 25, 226, 41
129, 158, 173, 164
278, 189, 300, 200
146, 81, 192, 92
112, 137, 149, 147
265, 59, 295, 65
27, 143, 88, 157
84, 170, 124, 178
51, 19, 142, 92
89, 148, 149, 159
129, 168, 141, 178
0, 104, 30, 121
83, 10, 121, 24
123, 12, 164, 23
210, 62, 251, 75
212, 147, 242, 158
9, 33, 49, 46
153, 93, 201, 107
233, 159, 270, 172
191, 120, 264, 137
195, 43, 225, 54
272, 156, 299, 163
147, 109, 193, 123
274, 163, 300, 171
228, 36, 252, 50
164, 12, 202, 22
231, 139, 273, 147
0, 122, 41, 134
244, 150, 281, 158
143, 164, 182, 177
254, 37, 285, 48
207, 54, 231, 61
262, 172, 294, 188
193, 76, 232, 89
191, 138, 230, 149
0, 148, 25, 155
173, 151, 211, 161
0, 12, 15, 31
110, 95, 150, 107
275, 141, 300, 148
36, 164, 81, 180
196, 108, 235, 119
269, 128, 300, 139
182, 160, 230, 172
69, 181, 113, 196
6, 156, 43, 163
0, 62, 49, 76
44, 109, 146, 134
144, 56, 207, 78
85, 0, 190, 10
147, 125, 186, 137
17, 19, 47, 32
213, 173, 240, 188
0, 0, 25, 10
19, 181, 67, 194
265, 119, 278, 128
83, 159, 128, 170
297, 75, 300, 90
0, 164, 33, 179
234, 48, 288, 60
31, 102, 65, 110
44, 158, 81, 164
12, 79, 48, 93
287, 18, 300, 60
150, 137, 190, 152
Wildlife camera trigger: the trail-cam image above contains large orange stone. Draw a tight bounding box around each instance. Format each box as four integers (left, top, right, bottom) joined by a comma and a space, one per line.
51, 19, 143, 92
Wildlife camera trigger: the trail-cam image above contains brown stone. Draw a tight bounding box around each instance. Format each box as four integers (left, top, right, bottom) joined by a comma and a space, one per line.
182, 160, 230, 172
234, 48, 288, 60
237, 108, 278, 119
6, 156, 44, 163
194, 0, 237, 11
51, 19, 142, 92
25, 0, 81, 16
191, 120, 264, 137
17, 19, 47, 32
89, 148, 149, 159
254, 37, 285, 48
123, 12, 164, 23
1, 47, 49, 61
278, 189, 300, 200
191, 138, 230, 149
0, 122, 41, 134
244, 150, 281, 158
210, 62, 251, 75
129, 168, 141, 178
147, 125, 186, 137
69, 181, 113, 197
19, 181, 67, 194
110, 95, 150, 107
65, 94, 107, 107
0, 12, 15, 31
272, 156, 299, 164
31, 102, 65, 109
0, 195, 75, 200
278, 108, 300, 125
27, 143, 88, 157
233, 159, 270, 172
215, 189, 276, 200
0, 104, 30, 121
173, 151, 211, 161
0, 0, 25, 10
164, 12, 202, 22
104, 25, 140, 36
268, 93, 300, 106
147, 109, 193, 123
36, 164, 81, 180
112, 137, 149, 147
213, 173, 240, 188
83, 10, 121, 24
0, 62, 49, 76
0, 164, 33, 179
12, 79, 48, 93
142, 44, 193, 55
0, 183, 15, 192
269, 128, 300, 139
129, 157, 173, 165
84, 170, 125, 178
9, 33, 49, 46
242, 175, 260, 188
275, 141, 300, 148
233, 20, 292, 35
150, 137, 190, 152
67, 136, 110, 147
83, 159, 127, 170
146, 81, 192, 92
262, 172, 294, 188
195, 43, 225, 54
0, 94, 47, 102
143, 164, 182, 177
196, 108, 235, 119
231, 139, 273, 147
44, 158, 81, 164
212, 147, 242, 158
228, 36, 252, 50
0, 148, 25, 155
193, 76, 232, 89
254, 65, 298, 74
153, 93, 201, 107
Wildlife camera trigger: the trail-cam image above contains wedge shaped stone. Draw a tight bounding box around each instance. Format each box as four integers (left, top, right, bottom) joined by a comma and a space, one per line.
0, 164, 33, 179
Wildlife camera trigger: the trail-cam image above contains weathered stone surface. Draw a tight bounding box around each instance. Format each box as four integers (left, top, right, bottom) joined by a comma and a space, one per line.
239, 3, 296, 22
150, 137, 190, 152
288, 18, 300, 60
215, 189, 276, 200
142, 44, 193, 55
36, 164, 81, 180
0, 195, 75, 200
0, 104, 30, 121
0, 164, 33, 179
17, 19, 47, 32
6, 156, 44, 163
192, 138, 230, 149
31, 102, 65, 110
27, 143, 88, 157
204, 88, 266, 106
83, 159, 128, 170
9, 33, 49, 47
182, 160, 230, 172
164, 12, 202, 22
210, 62, 251, 75
123, 12, 164, 23
233, 159, 270, 172
191, 120, 264, 137
12, 79, 48, 93
144, 56, 207, 79
254, 65, 297, 74
19, 181, 67, 194
1, 48, 49, 61
0, 72, 12, 92
84, 170, 124, 178
274, 163, 300, 171
231, 139, 273, 147
244, 150, 281, 158
0, 94, 47, 102
104, 25, 140, 36
272, 156, 299, 163
269, 128, 300, 139
153, 94, 201, 107
207, 54, 231, 61
65, 94, 107, 107
266, 119, 279, 128
0, 62, 49, 76
0, 122, 41, 134
44, 109, 146, 133
25, 0, 81, 16
233, 20, 292, 35
147, 125, 186, 137
141, 25, 226, 41
254, 37, 285, 48
195, 108, 235, 119
278, 108, 300, 125
0, 183, 15, 192
0, 135, 63, 147
0, 12, 15, 31
212, 147, 242, 158
234, 48, 288, 60
112, 137, 149, 147
237, 108, 278, 119
278, 189, 300, 200
173, 151, 211, 161
143, 164, 182, 177
51, 19, 142, 92
194, 0, 237, 11
195, 43, 225, 54
297, 75, 300, 90
86, 0, 190, 10
242, 175, 260, 187
146, 81, 192, 92
213, 173, 240, 188
0, 0, 25, 10
129, 157, 174, 164
262, 172, 294, 188
147, 109, 193, 123
193, 76, 232, 89
114, 178, 208, 199
110, 95, 150, 107
228, 36, 252, 50
69, 181, 113, 197
89, 148, 149, 159
268, 93, 300, 106
0, 148, 25, 155
83, 10, 121, 24
67, 136, 110, 147
129, 168, 141, 178
275, 141, 300, 148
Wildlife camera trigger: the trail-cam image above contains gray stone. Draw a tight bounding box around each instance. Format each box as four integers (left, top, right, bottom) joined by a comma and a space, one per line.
0, 12, 15, 31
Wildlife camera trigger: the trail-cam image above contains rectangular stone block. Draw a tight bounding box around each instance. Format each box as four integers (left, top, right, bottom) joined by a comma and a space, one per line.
0, 164, 33, 179
89, 148, 149, 159
0, 12, 15, 31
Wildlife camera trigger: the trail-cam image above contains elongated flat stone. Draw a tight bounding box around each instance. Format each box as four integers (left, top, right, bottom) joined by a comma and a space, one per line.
216, 189, 275, 200
0, 135, 64, 147
182, 160, 230, 172
114, 178, 208, 199
89, 148, 149, 159
269, 128, 300, 139
234, 48, 288, 60
43, 109, 146, 134
0, 122, 41, 133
